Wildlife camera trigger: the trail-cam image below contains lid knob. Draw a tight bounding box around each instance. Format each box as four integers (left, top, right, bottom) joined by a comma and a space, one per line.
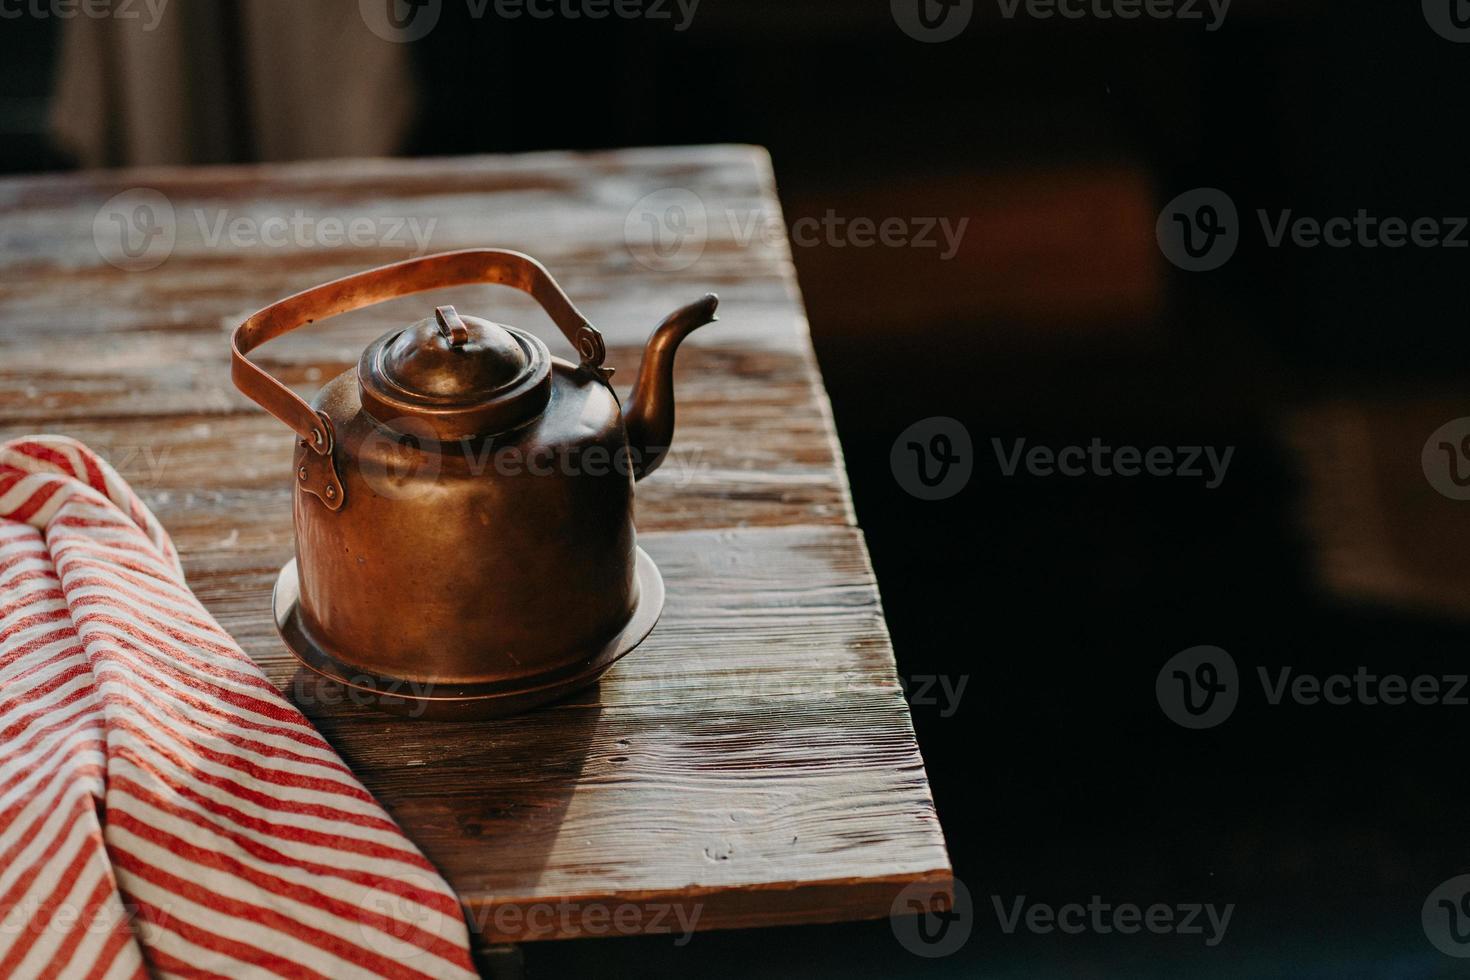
435, 305, 471, 348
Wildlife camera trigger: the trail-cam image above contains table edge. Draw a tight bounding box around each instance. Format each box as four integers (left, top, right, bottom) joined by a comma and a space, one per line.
463, 867, 956, 944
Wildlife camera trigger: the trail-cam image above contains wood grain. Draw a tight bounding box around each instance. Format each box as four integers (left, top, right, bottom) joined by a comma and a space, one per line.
0, 145, 950, 943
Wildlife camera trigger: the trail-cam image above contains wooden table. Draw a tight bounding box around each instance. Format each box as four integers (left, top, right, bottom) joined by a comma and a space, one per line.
0, 145, 952, 956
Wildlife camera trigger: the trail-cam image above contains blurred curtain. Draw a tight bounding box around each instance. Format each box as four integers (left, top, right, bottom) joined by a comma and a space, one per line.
50, 0, 416, 168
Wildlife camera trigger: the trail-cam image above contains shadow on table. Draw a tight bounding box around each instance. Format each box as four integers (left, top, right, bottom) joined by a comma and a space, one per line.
290, 668, 602, 946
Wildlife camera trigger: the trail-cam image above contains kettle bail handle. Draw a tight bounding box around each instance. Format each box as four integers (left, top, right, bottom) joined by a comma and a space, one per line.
230, 250, 608, 499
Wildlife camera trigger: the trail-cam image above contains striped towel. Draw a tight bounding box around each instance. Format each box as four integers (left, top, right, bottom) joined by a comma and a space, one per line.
0, 437, 477, 979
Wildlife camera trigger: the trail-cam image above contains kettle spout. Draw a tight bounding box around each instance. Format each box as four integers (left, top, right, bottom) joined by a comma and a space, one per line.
623, 293, 719, 480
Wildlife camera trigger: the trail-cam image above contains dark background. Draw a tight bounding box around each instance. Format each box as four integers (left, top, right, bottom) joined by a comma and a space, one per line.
6, 2, 1470, 976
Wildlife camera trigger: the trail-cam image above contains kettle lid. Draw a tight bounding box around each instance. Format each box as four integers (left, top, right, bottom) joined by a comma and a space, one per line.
358, 305, 552, 440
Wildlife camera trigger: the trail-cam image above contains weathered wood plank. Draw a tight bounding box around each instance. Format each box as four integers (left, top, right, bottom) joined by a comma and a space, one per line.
0, 146, 805, 352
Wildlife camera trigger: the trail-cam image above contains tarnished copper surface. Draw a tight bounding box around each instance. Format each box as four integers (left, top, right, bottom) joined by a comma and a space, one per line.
231, 249, 718, 717
273, 550, 665, 720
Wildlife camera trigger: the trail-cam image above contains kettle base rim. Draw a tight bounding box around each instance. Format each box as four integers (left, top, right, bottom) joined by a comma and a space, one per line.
272, 549, 665, 721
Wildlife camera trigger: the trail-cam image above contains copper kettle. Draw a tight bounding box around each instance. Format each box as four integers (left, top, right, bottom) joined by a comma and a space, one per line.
231, 249, 717, 718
